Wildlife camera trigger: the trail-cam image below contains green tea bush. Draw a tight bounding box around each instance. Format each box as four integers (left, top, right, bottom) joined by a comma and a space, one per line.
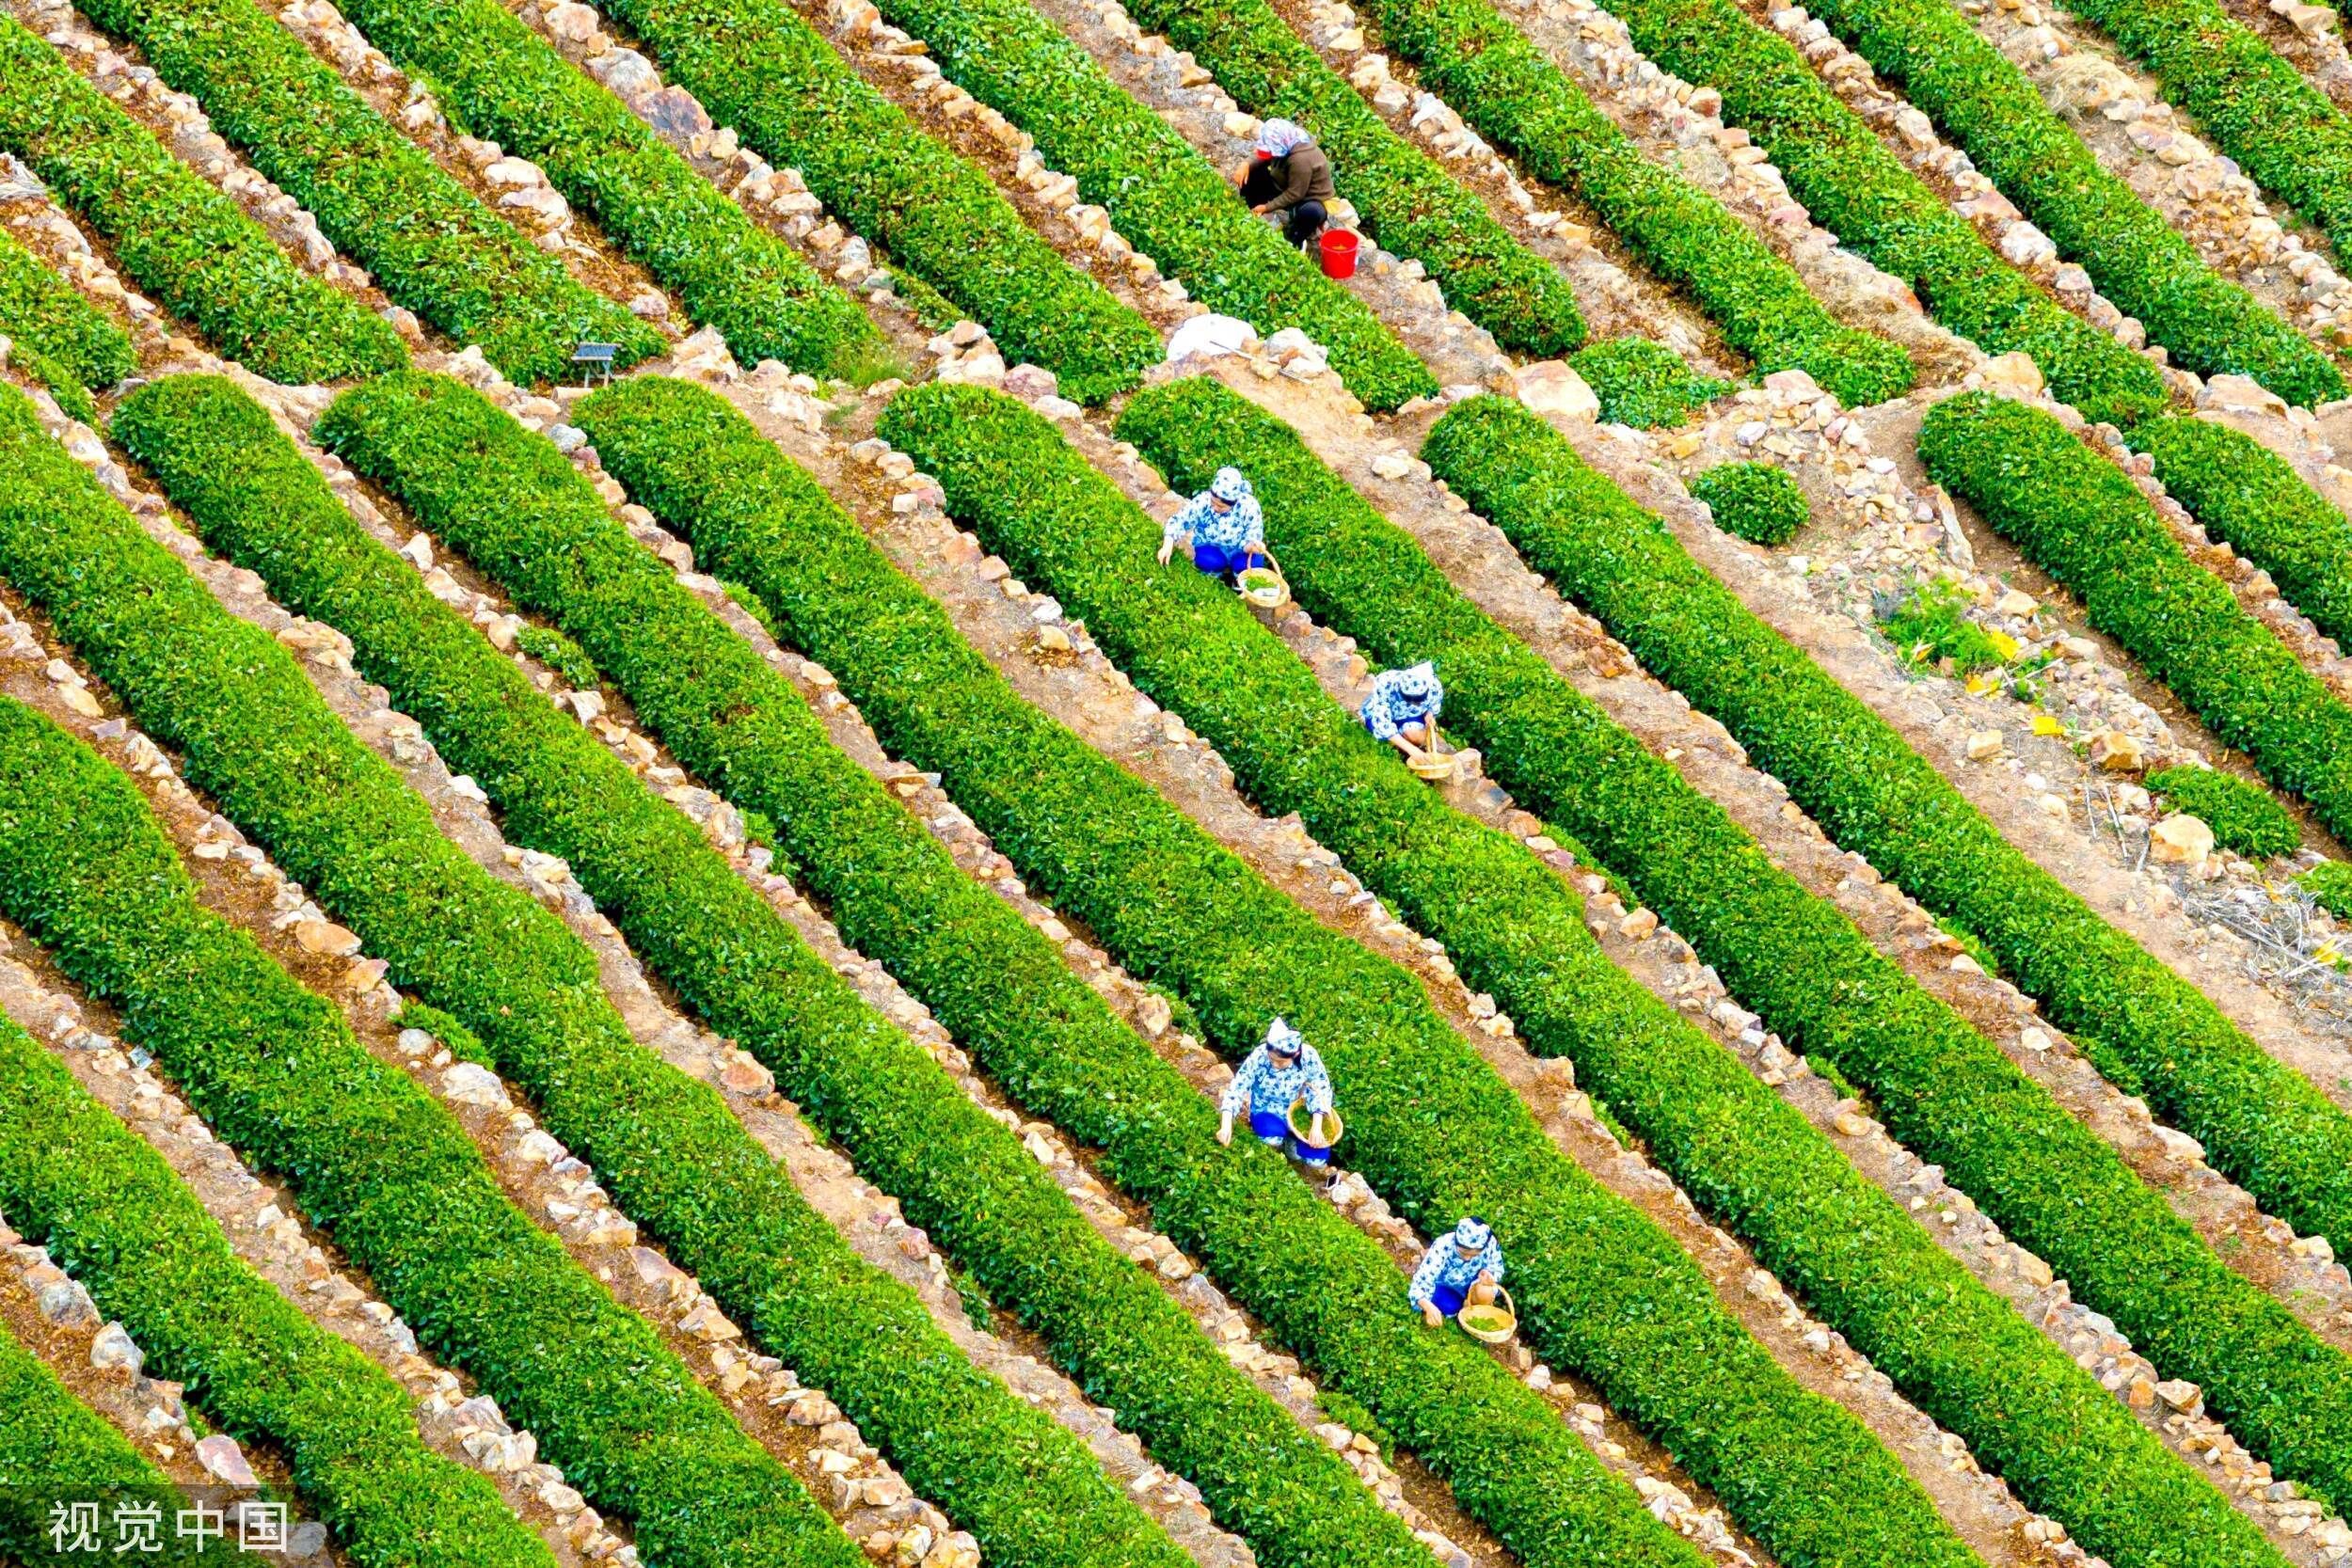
7, 340, 98, 424
586, 0, 1161, 402
2134, 415, 2352, 653
0, 18, 402, 382
334, 0, 883, 379
288, 372, 1504, 1568
882, 380, 2017, 1568
1689, 461, 1806, 544
1921, 394, 2352, 843
1345, 0, 1913, 404
116, 373, 1225, 1568
1549, 0, 2168, 424
2045, 0, 2352, 262
860, 0, 1436, 407
0, 703, 849, 1568
2147, 766, 2302, 860
326, 367, 1712, 1568
1115, 0, 1587, 356
1121, 374, 2328, 1560
0, 227, 134, 389
1790, 0, 2340, 405
1418, 390, 2352, 1513
1569, 339, 1731, 428
392, 1000, 490, 1067
76, 0, 658, 384
513, 622, 600, 690
0, 1010, 552, 1568
0, 1296, 219, 1565
0, 379, 876, 1568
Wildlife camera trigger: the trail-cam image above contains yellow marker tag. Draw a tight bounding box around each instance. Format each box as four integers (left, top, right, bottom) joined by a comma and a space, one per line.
1988, 629, 2022, 661
2031, 715, 2065, 736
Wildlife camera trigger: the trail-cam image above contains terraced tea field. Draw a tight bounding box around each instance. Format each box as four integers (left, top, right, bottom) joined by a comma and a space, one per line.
5, 0, 2352, 1560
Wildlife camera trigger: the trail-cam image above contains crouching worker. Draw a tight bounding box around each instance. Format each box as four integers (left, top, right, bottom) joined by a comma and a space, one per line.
1232, 119, 1333, 249
1216, 1018, 1334, 1163
1361, 660, 1449, 765
1410, 1217, 1505, 1328
1159, 466, 1276, 584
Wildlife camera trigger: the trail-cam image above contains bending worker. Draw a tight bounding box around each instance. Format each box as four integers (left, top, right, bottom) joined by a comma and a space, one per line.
1232, 119, 1334, 249
1216, 1017, 1333, 1161
1360, 660, 1449, 765
1410, 1217, 1506, 1328
1159, 466, 1276, 583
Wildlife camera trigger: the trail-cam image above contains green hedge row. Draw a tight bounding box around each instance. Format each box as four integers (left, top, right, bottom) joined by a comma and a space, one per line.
106, 378, 1226, 1568
0, 255, 113, 421
0, 1006, 553, 1568
1793, 0, 2340, 406
1111, 0, 1586, 357
1343, 0, 1914, 404
583, 0, 1161, 403
72, 0, 659, 385
0, 378, 866, 1568
873, 382, 1979, 1568
2307, 860, 2352, 918
1571, 0, 2166, 425
0, 725, 851, 1568
4, 337, 100, 424
331, 0, 883, 380
2146, 765, 2302, 860
1122, 374, 2334, 1560
2049, 0, 2352, 262
0, 18, 402, 382
0, 221, 122, 420
1416, 391, 2352, 1513
0, 226, 134, 390
311, 367, 1700, 1568
568, 373, 1721, 1568
2132, 415, 2352, 655
0, 1275, 217, 1567
1689, 461, 1806, 543
1922, 394, 2352, 843
860, 0, 1436, 409
1785, 0, 2352, 673
130, 371, 1402, 1568
1565, 339, 1730, 430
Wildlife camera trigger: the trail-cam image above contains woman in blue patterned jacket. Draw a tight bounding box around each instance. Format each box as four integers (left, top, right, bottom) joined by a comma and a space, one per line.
1409, 1218, 1506, 1328
1215, 1018, 1335, 1164
1158, 466, 1279, 584
1359, 660, 1450, 768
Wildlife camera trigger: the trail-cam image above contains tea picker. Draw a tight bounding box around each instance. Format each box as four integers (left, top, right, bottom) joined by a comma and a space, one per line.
1410, 1217, 1509, 1334
1159, 466, 1279, 586
1216, 1018, 1339, 1168
1361, 661, 1455, 781
1231, 119, 1334, 250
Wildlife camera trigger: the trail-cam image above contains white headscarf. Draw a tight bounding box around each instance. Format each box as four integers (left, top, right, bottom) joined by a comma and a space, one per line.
1208, 466, 1251, 504
1264, 1017, 1305, 1056
1256, 119, 1312, 159
1453, 1217, 1492, 1252
1395, 660, 1438, 700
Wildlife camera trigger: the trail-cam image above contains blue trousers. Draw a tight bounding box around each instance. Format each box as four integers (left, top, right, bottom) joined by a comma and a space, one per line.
1194, 542, 1264, 579
1248, 1108, 1334, 1166
1429, 1282, 1469, 1318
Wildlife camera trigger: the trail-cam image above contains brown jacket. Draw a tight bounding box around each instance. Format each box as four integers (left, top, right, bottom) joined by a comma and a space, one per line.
1261, 143, 1335, 214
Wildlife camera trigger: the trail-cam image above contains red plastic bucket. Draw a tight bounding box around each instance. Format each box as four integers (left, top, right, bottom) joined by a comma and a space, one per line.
1318, 229, 1359, 280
